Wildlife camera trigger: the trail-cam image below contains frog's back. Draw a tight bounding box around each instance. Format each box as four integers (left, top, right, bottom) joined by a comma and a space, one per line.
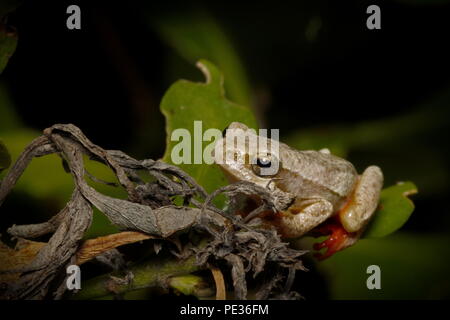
278, 145, 358, 199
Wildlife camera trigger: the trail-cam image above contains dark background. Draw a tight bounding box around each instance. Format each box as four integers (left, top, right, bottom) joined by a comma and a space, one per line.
1, 0, 450, 299
5, 1, 450, 151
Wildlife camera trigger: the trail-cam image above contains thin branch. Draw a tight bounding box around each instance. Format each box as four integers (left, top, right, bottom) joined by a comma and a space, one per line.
72, 253, 200, 300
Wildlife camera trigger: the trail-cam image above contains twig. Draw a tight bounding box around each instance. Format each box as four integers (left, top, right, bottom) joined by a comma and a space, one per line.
72, 253, 201, 300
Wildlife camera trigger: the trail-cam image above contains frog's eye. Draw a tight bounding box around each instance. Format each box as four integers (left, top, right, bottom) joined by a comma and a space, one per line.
251, 154, 280, 177
256, 157, 271, 168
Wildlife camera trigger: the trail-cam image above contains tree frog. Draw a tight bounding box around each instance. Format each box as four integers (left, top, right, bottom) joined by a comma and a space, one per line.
214, 122, 383, 259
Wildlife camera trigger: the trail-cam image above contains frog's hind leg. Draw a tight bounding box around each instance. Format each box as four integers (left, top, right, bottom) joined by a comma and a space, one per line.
340, 166, 383, 233
312, 166, 382, 260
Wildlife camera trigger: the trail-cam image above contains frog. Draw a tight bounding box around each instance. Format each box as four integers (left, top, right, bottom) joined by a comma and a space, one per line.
213, 122, 383, 259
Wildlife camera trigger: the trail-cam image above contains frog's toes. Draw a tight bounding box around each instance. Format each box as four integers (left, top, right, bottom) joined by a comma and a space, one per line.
312, 220, 352, 260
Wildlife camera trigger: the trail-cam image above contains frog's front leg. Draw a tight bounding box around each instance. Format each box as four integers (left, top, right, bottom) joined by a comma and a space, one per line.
340, 165, 383, 233
278, 198, 334, 238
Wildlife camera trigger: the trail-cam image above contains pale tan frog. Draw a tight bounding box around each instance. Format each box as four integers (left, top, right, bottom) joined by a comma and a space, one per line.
214, 122, 383, 259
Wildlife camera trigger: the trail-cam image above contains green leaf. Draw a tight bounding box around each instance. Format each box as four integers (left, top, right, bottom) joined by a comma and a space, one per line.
160, 59, 258, 199
153, 10, 252, 108
0, 23, 17, 74
0, 139, 11, 173
364, 181, 418, 238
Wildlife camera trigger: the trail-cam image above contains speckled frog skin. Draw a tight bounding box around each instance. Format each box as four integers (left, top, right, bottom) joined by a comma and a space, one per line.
214, 122, 383, 256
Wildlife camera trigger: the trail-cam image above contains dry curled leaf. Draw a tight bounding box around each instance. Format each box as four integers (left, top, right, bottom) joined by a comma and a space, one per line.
210, 267, 226, 300
76, 231, 156, 265
0, 125, 209, 299
0, 239, 45, 283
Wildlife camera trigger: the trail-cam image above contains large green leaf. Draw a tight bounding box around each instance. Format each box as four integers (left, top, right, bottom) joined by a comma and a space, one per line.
0, 139, 11, 173
0, 23, 17, 74
364, 181, 417, 238
160, 59, 258, 198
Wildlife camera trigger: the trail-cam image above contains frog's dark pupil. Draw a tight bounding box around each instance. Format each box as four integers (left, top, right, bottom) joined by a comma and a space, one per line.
257, 158, 271, 168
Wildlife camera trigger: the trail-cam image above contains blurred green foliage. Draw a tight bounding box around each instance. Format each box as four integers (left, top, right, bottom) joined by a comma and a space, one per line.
152, 10, 252, 108
284, 97, 449, 159
319, 233, 450, 299
0, 139, 10, 173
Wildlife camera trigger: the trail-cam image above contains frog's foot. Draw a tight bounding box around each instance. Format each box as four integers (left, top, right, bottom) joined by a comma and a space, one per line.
312, 219, 356, 260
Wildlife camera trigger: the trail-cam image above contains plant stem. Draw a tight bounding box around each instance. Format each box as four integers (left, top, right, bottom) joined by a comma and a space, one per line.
169, 274, 214, 298
73, 254, 202, 300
